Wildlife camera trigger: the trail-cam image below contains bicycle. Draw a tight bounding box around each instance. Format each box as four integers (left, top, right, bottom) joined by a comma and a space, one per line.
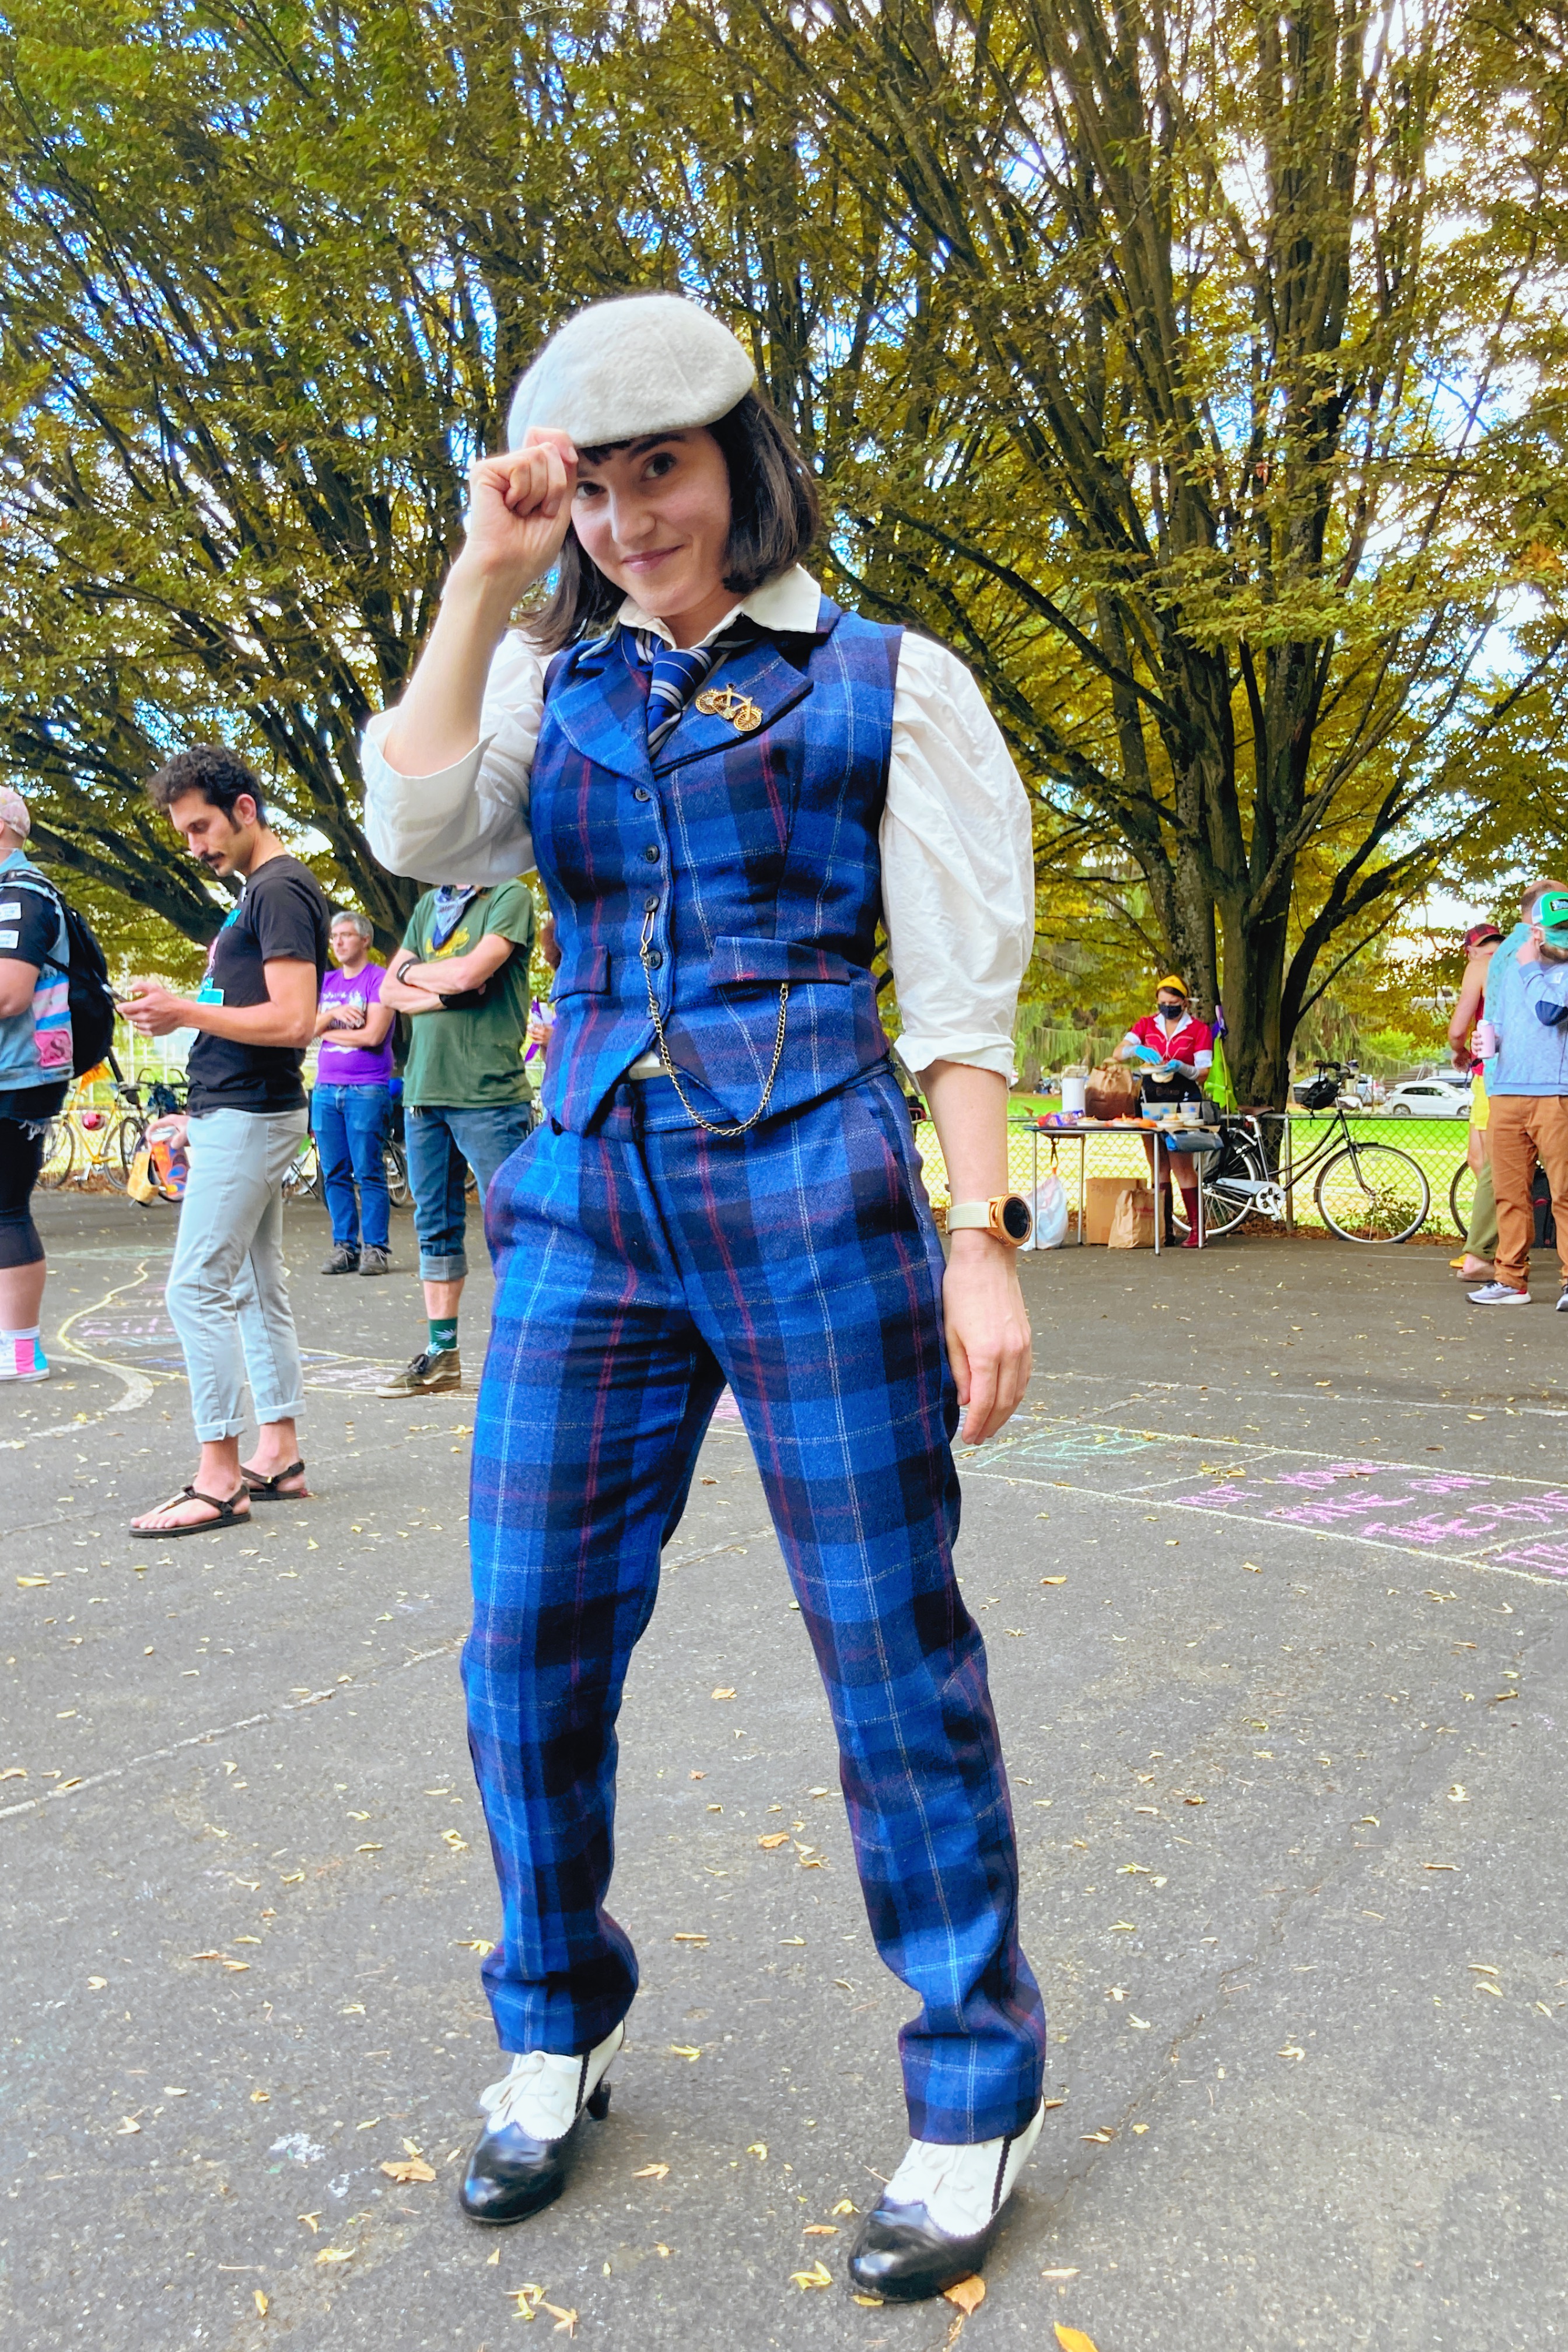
38, 1069, 180, 1192
1186, 1062, 1431, 1242
282, 1131, 410, 1206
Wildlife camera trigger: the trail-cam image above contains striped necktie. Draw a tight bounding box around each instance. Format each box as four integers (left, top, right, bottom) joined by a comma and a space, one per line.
626, 622, 755, 758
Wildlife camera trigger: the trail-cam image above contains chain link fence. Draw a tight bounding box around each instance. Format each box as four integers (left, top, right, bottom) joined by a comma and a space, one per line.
914, 1113, 1475, 1241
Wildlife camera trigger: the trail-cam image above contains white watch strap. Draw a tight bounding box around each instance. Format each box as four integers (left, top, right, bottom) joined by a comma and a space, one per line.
946, 1200, 993, 1230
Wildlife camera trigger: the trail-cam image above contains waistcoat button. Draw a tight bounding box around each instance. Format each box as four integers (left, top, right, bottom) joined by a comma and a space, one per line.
644, 895, 659, 914
633, 786, 650, 802
645, 949, 663, 969
643, 843, 660, 862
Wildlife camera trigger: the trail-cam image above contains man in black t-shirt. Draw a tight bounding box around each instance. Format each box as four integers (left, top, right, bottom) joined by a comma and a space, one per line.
120, 747, 330, 1538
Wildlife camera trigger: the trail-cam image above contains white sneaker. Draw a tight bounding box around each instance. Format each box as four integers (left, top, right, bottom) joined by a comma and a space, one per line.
477, 2019, 624, 2141
1558, 1287, 1568, 1314
879, 2099, 1046, 2239
1469, 1282, 1530, 1306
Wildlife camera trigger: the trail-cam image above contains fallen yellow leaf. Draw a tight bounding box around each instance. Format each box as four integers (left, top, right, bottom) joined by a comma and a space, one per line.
254, 2288, 268, 2316
1040, 1574, 1068, 1585
298, 2212, 321, 2232
668, 2043, 701, 2060
86, 1976, 107, 1990
830, 2197, 857, 2214
0, 1767, 25, 1779
17, 1575, 50, 1587
315, 2246, 354, 2264
1055, 2328, 1103, 2352
711, 1687, 736, 1700
758, 1832, 793, 1849
541, 2302, 578, 2335
380, 2157, 436, 2184
115, 2116, 141, 2135
443, 1830, 468, 1850
1041, 2266, 1080, 2279
790, 2260, 832, 2289
852, 2292, 886, 2306
632, 2162, 670, 2180
455, 1937, 496, 1954
747, 2142, 768, 2160
1081, 2127, 1116, 2143
671, 1931, 708, 1944
803, 2223, 839, 2235
1475, 1980, 1504, 1997
1469, 1963, 1499, 1975
944, 2276, 985, 2314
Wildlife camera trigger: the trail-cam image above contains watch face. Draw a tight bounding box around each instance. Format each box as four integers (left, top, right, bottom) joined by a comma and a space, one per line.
1000, 1195, 1033, 1242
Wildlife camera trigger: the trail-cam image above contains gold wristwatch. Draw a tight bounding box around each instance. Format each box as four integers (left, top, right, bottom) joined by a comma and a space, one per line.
947, 1195, 1033, 1245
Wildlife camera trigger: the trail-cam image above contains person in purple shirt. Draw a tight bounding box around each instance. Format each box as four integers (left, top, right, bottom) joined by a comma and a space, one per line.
312, 910, 397, 1274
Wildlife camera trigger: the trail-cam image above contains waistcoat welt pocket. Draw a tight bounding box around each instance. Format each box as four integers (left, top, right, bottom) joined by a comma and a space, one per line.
710, 937, 856, 988
554, 944, 611, 997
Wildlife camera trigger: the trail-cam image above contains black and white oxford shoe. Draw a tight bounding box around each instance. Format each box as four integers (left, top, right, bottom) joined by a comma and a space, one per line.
848, 2099, 1046, 2301
457, 2020, 624, 2227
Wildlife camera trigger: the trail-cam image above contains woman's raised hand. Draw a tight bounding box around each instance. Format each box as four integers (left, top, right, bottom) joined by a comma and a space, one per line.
459, 428, 579, 597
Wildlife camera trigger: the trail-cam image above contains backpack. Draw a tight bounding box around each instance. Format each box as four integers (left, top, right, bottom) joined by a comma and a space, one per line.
9, 870, 118, 1077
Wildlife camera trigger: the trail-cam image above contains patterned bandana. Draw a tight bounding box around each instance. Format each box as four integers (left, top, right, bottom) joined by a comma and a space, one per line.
622, 621, 757, 758
429, 884, 482, 950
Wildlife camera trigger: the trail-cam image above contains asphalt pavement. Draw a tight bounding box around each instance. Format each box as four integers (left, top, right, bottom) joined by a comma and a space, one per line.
5, 1194, 1568, 2351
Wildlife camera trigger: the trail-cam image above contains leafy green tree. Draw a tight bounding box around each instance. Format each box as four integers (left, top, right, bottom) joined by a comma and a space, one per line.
1, 0, 1563, 1105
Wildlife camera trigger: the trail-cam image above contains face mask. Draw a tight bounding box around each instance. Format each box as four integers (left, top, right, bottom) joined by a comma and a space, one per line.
1157, 1003, 1185, 1020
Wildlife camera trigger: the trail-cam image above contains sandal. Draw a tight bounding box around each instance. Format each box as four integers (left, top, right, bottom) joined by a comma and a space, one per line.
130, 1485, 253, 1539
240, 1458, 312, 1502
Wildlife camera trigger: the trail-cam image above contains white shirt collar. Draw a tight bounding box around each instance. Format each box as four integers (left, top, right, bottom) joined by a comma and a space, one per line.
614, 565, 823, 649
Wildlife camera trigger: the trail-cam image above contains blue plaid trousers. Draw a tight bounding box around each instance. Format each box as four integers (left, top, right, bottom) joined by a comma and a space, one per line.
464, 1062, 1046, 2143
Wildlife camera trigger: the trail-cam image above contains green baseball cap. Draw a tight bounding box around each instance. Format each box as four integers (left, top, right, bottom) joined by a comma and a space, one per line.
1536, 890, 1568, 935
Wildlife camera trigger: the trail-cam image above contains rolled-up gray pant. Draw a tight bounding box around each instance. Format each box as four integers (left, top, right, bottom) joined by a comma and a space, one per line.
165, 1105, 309, 1443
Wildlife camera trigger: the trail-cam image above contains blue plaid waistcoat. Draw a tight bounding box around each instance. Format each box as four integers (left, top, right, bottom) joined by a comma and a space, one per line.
533, 593, 902, 1132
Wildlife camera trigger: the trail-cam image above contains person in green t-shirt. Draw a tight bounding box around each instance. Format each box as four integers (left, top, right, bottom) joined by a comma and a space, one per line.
377, 878, 537, 1395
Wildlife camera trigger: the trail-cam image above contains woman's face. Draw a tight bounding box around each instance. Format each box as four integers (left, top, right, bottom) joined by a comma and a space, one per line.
570, 430, 733, 633
1156, 992, 1186, 1021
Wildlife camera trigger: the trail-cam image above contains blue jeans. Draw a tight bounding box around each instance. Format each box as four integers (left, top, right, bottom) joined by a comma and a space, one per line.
312, 1083, 392, 1251
405, 1100, 534, 1282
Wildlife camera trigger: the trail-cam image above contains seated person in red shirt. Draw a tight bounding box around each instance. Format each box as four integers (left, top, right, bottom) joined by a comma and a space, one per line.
1115, 974, 1214, 1247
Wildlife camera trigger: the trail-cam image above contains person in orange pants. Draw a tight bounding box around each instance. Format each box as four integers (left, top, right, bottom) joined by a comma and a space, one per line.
1469, 884, 1568, 1308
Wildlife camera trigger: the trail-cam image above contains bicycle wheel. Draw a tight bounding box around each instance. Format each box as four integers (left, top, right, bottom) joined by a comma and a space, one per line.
108, 1113, 144, 1191
1172, 1140, 1273, 1237
38, 1116, 76, 1189
281, 1138, 320, 1200
1449, 1160, 1476, 1241
1315, 1142, 1430, 1242
383, 1140, 410, 1207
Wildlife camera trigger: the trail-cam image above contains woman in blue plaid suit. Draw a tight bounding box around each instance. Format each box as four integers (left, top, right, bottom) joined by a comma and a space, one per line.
365, 296, 1046, 2301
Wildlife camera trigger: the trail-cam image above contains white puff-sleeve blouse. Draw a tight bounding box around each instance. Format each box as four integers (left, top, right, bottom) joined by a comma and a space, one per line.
362, 567, 1035, 1081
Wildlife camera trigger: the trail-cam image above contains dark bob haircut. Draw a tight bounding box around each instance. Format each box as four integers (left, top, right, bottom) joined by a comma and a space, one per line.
525, 388, 820, 653
146, 744, 266, 826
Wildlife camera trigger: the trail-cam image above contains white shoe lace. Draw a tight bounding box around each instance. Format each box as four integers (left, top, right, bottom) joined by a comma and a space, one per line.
880, 2101, 1045, 2239
478, 2022, 623, 2143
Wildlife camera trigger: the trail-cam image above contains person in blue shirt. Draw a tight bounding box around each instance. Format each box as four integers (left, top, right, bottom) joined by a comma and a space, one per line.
1468, 880, 1568, 1308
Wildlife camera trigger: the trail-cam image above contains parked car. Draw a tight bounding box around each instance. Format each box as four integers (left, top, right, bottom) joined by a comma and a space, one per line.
1382, 1076, 1472, 1119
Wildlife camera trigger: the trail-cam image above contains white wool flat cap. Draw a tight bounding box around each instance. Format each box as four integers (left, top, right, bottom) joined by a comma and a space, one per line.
507, 294, 755, 452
